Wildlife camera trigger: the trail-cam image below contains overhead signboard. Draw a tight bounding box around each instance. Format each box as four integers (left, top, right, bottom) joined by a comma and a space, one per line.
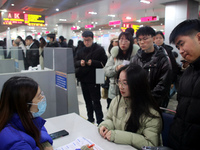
109, 20, 121, 26
1, 12, 45, 26
140, 16, 159, 22
121, 23, 140, 32
85, 24, 94, 29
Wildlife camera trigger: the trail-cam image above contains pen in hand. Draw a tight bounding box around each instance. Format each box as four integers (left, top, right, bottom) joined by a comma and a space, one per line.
87, 144, 95, 148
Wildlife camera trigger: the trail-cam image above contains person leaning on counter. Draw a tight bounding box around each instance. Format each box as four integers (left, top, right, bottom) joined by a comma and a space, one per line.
0, 76, 94, 150
98, 64, 163, 150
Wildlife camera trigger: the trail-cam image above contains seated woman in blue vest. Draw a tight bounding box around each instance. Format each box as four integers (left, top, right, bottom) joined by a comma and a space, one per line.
99, 64, 163, 150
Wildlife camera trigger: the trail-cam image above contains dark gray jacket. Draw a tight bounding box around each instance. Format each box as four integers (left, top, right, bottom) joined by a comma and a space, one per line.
131, 45, 172, 106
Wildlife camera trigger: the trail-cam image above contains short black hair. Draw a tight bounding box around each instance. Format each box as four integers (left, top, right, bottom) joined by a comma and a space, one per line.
82, 30, 93, 39
169, 19, 200, 44
155, 31, 165, 39
125, 28, 135, 36
47, 33, 55, 40
25, 35, 33, 40
59, 36, 64, 42
136, 26, 156, 38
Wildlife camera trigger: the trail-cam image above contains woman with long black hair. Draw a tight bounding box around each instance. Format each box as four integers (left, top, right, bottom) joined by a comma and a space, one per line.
104, 32, 139, 108
0, 76, 53, 150
99, 64, 162, 149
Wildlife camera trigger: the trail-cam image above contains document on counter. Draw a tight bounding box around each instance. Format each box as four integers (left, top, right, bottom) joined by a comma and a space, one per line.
55, 136, 104, 150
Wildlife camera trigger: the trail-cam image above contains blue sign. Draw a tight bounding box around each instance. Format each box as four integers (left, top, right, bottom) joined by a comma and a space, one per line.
15, 61, 19, 69
55, 71, 67, 90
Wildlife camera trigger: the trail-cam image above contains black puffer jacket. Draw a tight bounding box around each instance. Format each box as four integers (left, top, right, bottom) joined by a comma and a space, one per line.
74, 43, 107, 84
168, 57, 200, 150
131, 45, 172, 106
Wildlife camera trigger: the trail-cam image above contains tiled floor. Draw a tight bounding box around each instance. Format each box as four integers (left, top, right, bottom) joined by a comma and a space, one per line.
77, 84, 178, 124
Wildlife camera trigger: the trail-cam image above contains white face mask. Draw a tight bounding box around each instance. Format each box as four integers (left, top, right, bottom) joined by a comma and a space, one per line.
28, 95, 47, 118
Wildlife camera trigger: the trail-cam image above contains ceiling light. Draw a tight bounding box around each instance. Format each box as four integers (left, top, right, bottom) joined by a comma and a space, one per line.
78, 20, 81, 22
56, 8, 59, 11
140, 0, 151, 4
99, 29, 101, 31
56, 24, 58, 26
2, 9, 7, 12
126, 16, 131, 20
59, 19, 67, 21
88, 11, 97, 15
136, 19, 141, 22
108, 14, 115, 17
91, 22, 94, 24
11, 4, 14, 6
23, 11, 25, 13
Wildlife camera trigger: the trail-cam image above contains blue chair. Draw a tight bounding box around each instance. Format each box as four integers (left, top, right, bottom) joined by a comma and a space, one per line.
161, 112, 175, 147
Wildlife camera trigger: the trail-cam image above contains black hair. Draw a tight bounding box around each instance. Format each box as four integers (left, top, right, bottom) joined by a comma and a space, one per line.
59, 36, 64, 42
17, 36, 23, 41
155, 31, 165, 39
125, 28, 135, 36
25, 35, 33, 41
82, 30, 94, 39
68, 39, 74, 47
116, 64, 162, 133
136, 26, 156, 38
116, 32, 133, 60
108, 41, 114, 54
39, 37, 46, 48
169, 19, 200, 44
47, 33, 55, 41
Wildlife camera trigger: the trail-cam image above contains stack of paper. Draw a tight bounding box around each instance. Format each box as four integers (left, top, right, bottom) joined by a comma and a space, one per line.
55, 137, 104, 150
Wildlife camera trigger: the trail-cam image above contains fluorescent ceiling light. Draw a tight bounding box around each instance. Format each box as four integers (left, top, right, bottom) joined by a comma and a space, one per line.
23, 11, 25, 13
56, 8, 59, 11
126, 16, 131, 20
59, 19, 67, 21
11, 4, 14, 6
78, 20, 81, 22
108, 14, 115, 17
136, 19, 141, 22
140, 0, 151, 4
88, 12, 97, 15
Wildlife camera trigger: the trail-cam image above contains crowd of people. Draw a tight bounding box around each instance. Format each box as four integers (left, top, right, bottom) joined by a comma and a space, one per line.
0, 19, 200, 150
0, 33, 80, 70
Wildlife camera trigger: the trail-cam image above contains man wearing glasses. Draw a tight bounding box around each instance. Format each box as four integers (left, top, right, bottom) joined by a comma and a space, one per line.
74, 30, 107, 125
131, 26, 172, 107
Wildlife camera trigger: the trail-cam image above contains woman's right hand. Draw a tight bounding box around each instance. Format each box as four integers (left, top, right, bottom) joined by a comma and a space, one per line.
99, 126, 109, 138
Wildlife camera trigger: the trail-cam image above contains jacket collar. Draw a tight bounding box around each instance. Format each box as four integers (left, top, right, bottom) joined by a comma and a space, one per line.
190, 57, 200, 69
9, 113, 46, 131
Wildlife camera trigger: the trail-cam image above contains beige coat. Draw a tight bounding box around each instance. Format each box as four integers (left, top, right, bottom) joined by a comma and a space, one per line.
99, 96, 162, 150
104, 44, 139, 99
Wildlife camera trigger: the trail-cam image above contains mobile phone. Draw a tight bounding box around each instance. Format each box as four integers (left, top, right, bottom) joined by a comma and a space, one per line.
49, 129, 69, 140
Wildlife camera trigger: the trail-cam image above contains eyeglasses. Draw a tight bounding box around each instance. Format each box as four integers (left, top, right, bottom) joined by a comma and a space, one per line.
119, 39, 130, 43
83, 39, 93, 42
138, 37, 151, 43
116, 79, 128, 88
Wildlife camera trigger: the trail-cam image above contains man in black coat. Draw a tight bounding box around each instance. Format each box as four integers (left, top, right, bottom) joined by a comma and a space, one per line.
168, 19, 200, 150
131, 26, 172, 107
74, 31, 107, 124
46, 33, 59, 47
25, 35, 39, 69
